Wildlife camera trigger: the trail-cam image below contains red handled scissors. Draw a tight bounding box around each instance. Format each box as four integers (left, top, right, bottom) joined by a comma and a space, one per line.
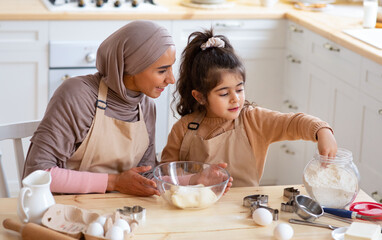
349, 201, 382, 220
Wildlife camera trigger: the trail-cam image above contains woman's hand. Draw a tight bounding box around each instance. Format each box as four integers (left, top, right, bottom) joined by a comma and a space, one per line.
107, 166, 160, 196
189, 163, 233, 195
316, 128, 337, 158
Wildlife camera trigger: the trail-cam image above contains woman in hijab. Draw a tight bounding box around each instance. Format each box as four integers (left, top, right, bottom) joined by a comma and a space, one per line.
23, 20, 176, 196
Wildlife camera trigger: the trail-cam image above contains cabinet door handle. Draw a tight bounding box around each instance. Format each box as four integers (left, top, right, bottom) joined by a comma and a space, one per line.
214, 22, 243, 28
61, 74, 71, 81
283, 100, 298, 110
289, 25, 303, 33
378, 109, 382, 115
286, 55, 301, 64
323, 43, 340, 52
285, 149, 295, 155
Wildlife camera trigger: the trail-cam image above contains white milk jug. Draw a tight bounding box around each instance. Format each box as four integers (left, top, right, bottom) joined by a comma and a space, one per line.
17, 170, 55, 224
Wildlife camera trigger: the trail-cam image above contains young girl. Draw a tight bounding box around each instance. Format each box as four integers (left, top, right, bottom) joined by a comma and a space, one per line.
160, 29, 337, 187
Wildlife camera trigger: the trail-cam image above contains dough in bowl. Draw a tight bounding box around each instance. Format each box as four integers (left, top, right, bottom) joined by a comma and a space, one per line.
169, 184, 218, 209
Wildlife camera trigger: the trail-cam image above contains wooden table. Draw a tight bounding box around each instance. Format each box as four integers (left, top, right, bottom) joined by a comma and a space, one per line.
0, 185, 376, 239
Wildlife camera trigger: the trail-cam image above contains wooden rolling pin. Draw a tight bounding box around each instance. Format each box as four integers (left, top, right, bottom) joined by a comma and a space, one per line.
3, 218, 75, 240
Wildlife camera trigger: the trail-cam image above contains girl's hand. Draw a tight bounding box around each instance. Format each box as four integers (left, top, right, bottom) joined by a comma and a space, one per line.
107, 166, 160, 196
316, 128, 337, 158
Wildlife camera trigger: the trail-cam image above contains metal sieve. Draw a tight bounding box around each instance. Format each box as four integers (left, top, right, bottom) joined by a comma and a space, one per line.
294, 195, 323, 221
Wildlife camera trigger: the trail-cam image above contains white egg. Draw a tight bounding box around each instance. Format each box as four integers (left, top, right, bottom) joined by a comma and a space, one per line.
96, 216, 107, 226
274, 223, 294, 240
105, 225, 124, 240
86, 222, 104, 237
252, 208, 273, 226
114, 218, 131, 233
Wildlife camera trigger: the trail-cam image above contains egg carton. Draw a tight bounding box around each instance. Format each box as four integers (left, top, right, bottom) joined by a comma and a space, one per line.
42, 204, 140, 240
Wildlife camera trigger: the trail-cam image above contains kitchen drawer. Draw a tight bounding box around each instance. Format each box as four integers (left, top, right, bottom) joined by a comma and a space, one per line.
0, 21, 48, 50
173, 19, 286, 54
49, 20, 172, 41
308, 32, 361, 88
212, 19, 286, 50
361, 57, 382, 102
286, 21, 307, 54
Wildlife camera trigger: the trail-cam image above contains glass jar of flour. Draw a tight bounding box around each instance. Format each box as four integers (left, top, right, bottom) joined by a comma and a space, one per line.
303, 148, 360, 209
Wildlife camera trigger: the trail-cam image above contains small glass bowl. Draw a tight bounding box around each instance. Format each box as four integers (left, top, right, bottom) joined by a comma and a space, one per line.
153, 161, 230, 209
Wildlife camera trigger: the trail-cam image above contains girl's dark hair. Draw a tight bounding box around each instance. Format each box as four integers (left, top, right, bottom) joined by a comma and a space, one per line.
173, 28, 246, 117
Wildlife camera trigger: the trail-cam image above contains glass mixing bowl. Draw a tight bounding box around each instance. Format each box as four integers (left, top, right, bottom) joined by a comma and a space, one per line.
303, 148, 360, 209
153, 161, 230, 209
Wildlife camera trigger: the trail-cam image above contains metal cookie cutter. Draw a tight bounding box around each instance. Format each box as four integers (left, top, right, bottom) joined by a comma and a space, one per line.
283, 187, 300, 200
243, 194, 268, 207
243, 194, 278, 221
281, 198, 295, 213
117, 205, 146, 222
281, 187, 300, 213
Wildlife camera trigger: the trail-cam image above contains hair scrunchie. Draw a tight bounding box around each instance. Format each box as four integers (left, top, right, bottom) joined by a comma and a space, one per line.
200, 37, 225, 51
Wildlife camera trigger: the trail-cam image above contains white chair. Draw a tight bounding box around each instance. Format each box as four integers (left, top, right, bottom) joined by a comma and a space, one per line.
0, 120, 40, 197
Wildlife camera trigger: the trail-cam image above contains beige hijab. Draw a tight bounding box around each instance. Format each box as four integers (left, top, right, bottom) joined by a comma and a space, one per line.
96, 20, 174, 101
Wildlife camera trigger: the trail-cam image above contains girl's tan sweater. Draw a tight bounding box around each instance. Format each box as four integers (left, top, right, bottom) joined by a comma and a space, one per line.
161, 106, 332, 185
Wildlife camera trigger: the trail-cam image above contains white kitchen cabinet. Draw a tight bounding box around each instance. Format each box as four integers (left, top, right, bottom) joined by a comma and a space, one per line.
331, 79, 362, 163
282, 25, 382, 197
276, 22, 310, 185
172, 19, 286, 185
304, 65, 363, 164
357, 58, 382, 196
303, 64, 334, 167
280, 23, 366, 186
304, 31, 364, 164
0, 21, 49, 196
358, 93, 382, 196
0, 21, 49, 122
308, 31, 362, 89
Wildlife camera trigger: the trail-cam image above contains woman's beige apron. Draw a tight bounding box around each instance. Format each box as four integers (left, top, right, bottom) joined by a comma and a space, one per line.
66, 80, 149, 173
179, 112, 258, 187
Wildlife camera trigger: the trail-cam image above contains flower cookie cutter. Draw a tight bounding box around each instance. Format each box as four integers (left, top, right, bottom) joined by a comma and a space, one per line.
243, 194, 279, 221
117, 205, 146, 223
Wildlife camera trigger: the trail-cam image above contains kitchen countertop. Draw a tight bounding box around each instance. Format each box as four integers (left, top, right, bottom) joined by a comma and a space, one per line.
0, 185, 377, 239
1, 0, 381, 65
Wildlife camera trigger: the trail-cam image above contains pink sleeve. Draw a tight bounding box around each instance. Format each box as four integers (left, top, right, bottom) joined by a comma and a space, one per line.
47, 167, 108, 194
